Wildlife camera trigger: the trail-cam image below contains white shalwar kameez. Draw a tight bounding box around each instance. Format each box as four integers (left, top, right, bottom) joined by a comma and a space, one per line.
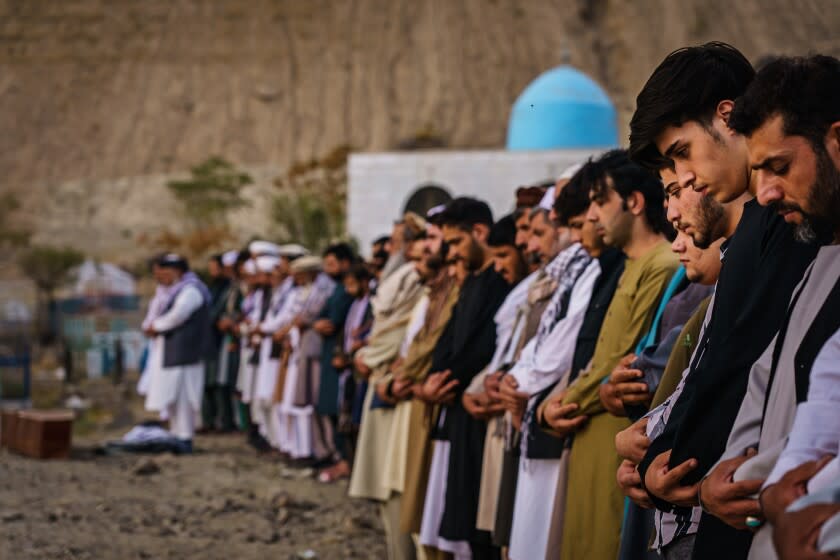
252, 279, 294, 446
144, 284, 206, 440
508, 253, 598, 560
137, 284, 172, 397
275, 276, 334, 458
235, 289, 264, 405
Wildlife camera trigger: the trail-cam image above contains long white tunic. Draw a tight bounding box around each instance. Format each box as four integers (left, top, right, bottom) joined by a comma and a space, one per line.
144, 285, 205, 414
236, 289, 264, 403
254, 278, 295, 404
137, 284, 172, 396
508, 258, 599, 560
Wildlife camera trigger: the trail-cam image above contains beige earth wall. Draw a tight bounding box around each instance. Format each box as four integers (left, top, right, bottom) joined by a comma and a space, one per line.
2, 0, 838, 257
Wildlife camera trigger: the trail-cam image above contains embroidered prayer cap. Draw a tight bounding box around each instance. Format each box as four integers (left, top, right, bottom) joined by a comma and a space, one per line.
402, 211, 427, 241
277, 244, 310, 258
221, 250, 239, 267
515, 185, 547, 209
248, 240, 282, 256
538, 162, 584, 210
289, 255, 323, 274
426, 204, 447, 226
255, 255, 282, 273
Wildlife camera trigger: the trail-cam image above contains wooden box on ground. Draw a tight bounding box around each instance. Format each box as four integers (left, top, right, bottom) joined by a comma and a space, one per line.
7, 410, 74, 459
0, 408, 20, 449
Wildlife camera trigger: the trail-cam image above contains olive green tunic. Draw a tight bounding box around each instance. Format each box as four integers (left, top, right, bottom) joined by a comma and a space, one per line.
560, 241, 678, 560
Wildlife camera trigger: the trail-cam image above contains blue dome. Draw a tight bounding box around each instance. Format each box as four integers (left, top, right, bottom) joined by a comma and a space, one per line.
506, 66, 619, 150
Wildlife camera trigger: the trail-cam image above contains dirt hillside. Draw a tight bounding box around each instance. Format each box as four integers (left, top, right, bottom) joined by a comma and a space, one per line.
2, 0, 838, 257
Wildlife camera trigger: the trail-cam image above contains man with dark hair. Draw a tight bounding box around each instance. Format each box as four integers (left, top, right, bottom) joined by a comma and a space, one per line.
541, 149, 679, 560
314, 243, 357, 477
202, 253, 230, 432
627, 43, 822, 560
692, 55, 840, 560
204, 250, 245, 433
612, 163, 746, 559
487, 214, 527, 286
418, 197, 510, 559
629, 41, 756, 179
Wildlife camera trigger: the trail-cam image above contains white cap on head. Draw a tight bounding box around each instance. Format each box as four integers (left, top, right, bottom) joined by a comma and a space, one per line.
277, 244, 310, 258
539, 162, 585, 210
559, 162, 584, 180
221, 250, 239, 267
242, 259, 257, 275
249, 240, 282, 257
256, 255, 282, 273
539, 187, 556, 210
289, 255, 323, 274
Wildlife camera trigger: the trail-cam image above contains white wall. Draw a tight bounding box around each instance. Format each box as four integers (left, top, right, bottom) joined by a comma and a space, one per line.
348, 148, 608, 255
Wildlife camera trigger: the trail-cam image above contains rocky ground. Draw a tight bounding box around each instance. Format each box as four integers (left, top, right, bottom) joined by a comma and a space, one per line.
0, 379, 385, 560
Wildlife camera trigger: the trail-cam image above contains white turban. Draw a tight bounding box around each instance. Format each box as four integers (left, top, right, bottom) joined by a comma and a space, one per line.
248, 240, 282, 257
539, 162, 585, 210
255, 255, 281, 273
277, 244, 310, 258
221, 250, 239, 267
242, 259, 257, 275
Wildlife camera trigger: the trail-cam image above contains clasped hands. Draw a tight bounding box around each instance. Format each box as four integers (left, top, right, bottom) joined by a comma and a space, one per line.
600, 354, 652, 417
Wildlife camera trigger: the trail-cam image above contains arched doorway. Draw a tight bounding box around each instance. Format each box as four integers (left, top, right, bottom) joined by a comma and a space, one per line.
403, 184, 452, 216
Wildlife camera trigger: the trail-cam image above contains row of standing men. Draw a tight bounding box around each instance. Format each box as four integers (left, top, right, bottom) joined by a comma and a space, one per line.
138, 44, 840, 560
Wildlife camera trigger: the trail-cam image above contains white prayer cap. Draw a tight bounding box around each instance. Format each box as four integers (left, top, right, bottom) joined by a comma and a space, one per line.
277, 244, 310, 258
242, 259, 257, 275
539, 162, 585, 209
426, 204, 446, 219
248, 240, 282, 256
559, 162, 584, 180
538, 187, 556, 210
290, 255, 322, 274
221, 250, 239, 267
255, 255, 281, 273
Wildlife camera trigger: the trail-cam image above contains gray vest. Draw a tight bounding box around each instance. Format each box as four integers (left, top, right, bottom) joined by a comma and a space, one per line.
162, 286, 210, 368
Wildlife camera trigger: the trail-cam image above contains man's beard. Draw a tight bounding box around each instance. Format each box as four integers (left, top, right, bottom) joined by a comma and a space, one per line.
465, 237, 484, 272
771, 148, 840, 243
690, 196, 726, 249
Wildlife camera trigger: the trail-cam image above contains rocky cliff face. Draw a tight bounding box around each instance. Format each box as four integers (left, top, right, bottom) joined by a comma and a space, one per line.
3, 0, 838, 259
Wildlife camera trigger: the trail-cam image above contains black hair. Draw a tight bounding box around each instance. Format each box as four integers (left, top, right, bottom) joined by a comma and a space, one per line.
346, 261, 373, 283
730, 55, 840, 151
589, 150, 671, 235
323, 242, 355, 263
488, 214, 517, 247
209, 253, 223, 265
438, 197, 494, 230
554, 164, 595, 226
372, 235, 391, 247
629, 42, 755, 170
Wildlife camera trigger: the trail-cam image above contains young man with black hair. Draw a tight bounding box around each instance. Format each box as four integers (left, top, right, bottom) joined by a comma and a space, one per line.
692, 54, 840, 560
627, 42, 822, 560
418, 197, 511, 560
314, 242, 358, 478
540, 149, 679, 560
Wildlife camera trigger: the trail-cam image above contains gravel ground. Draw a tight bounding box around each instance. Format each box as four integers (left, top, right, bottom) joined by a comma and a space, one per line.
0, 432, 385, 560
